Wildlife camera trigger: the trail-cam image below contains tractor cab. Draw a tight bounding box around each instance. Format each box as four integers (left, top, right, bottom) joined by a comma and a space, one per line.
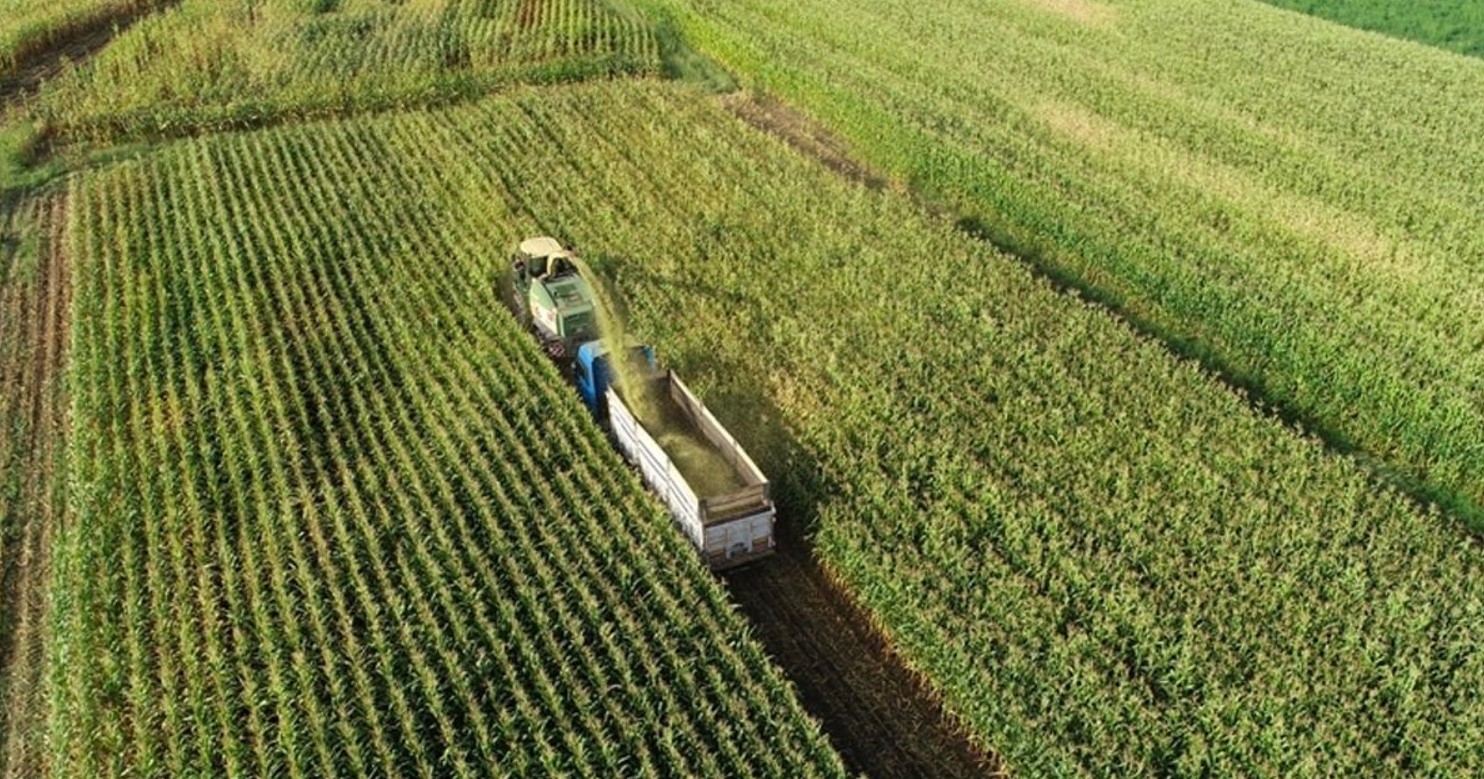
510, 236, 599, 355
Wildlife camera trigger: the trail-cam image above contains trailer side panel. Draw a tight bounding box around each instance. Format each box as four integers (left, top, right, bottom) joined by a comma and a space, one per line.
705, 509, 777, 569
606, 385, 706, 549
607, 377, 777, 569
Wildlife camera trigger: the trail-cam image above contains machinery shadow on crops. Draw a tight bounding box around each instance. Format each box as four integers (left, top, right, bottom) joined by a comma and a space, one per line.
658, 335, 1004, 779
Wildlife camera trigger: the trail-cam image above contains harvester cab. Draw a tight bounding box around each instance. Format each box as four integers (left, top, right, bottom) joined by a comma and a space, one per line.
510, 236, 599, 358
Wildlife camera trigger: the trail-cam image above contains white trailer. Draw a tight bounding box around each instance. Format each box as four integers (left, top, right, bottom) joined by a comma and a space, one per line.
605, 371, 776, 570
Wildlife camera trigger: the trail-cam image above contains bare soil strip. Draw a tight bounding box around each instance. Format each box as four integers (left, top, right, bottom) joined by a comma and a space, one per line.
0, 194, 69, 779
0, 2, 182, 109
725, 532, 1004, 778
723, 93, 889, 191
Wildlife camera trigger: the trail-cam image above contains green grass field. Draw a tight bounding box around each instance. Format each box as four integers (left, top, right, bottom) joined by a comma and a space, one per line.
1263, 0, 1484, 58
634, 0, 1484, 530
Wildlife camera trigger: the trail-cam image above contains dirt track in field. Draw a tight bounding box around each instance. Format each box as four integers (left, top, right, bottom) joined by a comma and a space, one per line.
0, 194, 69, 779
724, 532, 1004, 778
724, 93, 889, 191
0, 2, 182, 109
716, 93, 1000, 776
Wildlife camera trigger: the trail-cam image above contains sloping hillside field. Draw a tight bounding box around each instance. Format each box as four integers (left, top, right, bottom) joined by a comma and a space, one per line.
59, 81, 1484, 776
635, 0, 1484, 527
56, 85, 847, 778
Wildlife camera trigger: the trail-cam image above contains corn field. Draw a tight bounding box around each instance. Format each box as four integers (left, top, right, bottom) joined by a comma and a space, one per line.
33, 0, 660, 140
0, 0, 166, 78
520, 83, 1484, 777
92, 79, 1484, 776
55, 83, 846, 777
631, 0, 1484, 529
30, 4, 1484, 773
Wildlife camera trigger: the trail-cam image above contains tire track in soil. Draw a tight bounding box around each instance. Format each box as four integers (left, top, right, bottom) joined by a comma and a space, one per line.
0, 194, 69, 779
724, 536, 1004, 779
